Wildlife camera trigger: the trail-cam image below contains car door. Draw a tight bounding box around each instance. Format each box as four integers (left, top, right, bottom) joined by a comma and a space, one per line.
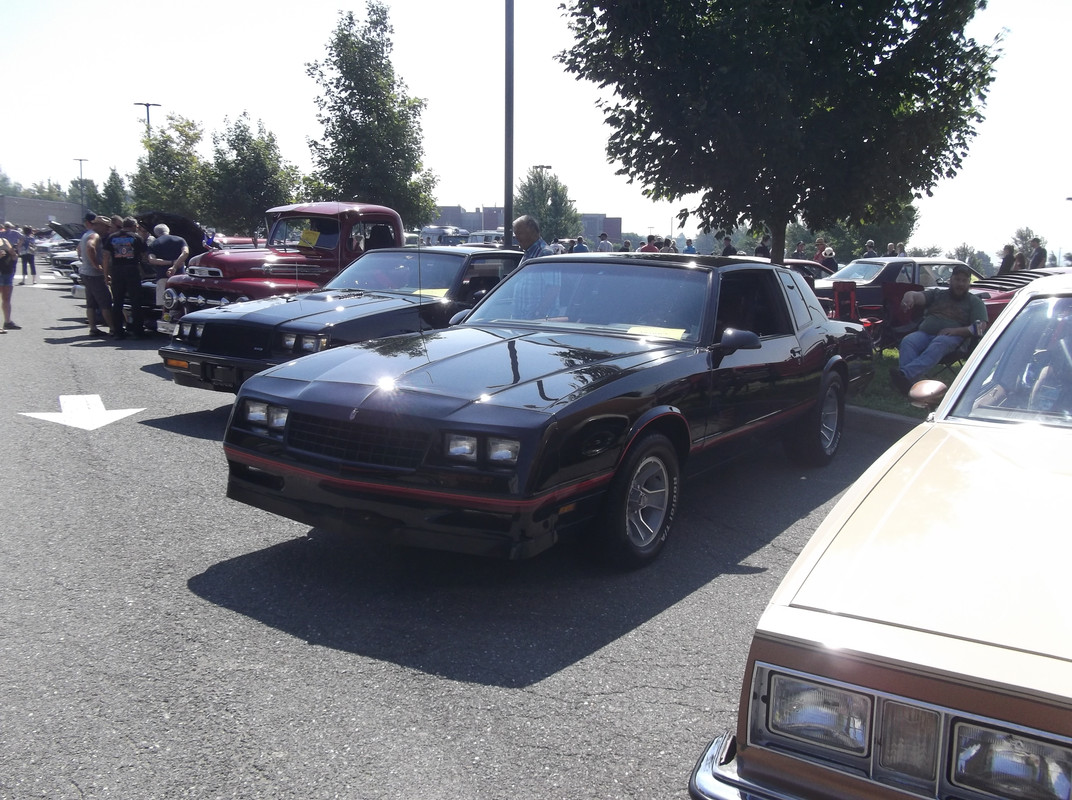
706, 269, 803, 438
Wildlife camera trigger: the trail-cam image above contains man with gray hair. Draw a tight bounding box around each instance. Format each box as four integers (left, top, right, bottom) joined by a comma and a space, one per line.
146, 222, 189, 308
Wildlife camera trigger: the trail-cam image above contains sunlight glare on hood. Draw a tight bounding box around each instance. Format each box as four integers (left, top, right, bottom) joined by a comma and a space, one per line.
377, 376, 397, 392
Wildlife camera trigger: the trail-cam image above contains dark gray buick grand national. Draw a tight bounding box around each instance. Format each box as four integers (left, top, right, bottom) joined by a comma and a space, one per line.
223, 253, 874, 566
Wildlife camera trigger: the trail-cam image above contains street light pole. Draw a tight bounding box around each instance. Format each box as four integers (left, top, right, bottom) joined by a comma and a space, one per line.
74, 158, 88, 219
134, 102, 161, 133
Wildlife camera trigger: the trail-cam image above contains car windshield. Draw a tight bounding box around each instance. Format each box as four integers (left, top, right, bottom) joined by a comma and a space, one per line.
326, 251, 464, 295
830, 261, 883, 282
466, 260, 709, 342
268, 216, 339, 251
950, 294, 1072, 427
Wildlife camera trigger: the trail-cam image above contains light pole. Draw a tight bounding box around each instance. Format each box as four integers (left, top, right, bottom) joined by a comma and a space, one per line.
134, 102, 161, 133
534, 165, 552, 171
74, 158, 88, 218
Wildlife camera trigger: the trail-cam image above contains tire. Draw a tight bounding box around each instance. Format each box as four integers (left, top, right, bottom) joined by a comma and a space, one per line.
785, 372, 845, 467
598, 433, 680, 568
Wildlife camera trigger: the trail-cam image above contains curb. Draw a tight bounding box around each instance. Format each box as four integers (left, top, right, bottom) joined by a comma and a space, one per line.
846, 404, 921, 439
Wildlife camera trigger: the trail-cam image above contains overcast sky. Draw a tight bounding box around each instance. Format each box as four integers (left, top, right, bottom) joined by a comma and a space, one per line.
2, 0, 1069, 258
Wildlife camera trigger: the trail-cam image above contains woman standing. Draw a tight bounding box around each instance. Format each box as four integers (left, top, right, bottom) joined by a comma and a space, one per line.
18, 226, 36, 285
0, 235, 19, 331
821, 246, 839, 272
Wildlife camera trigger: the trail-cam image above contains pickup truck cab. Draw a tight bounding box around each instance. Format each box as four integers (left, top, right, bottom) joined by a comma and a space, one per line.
160, 201, 403, 333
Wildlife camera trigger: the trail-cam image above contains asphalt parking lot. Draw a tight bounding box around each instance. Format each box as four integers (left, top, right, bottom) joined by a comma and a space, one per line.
0, 276, 916, 799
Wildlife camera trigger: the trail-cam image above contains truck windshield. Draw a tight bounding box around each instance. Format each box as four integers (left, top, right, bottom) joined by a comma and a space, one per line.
269, 217, 339, 251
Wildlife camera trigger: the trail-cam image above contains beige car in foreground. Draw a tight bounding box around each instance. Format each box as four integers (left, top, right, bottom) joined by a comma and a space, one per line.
691, 272, 1072, 800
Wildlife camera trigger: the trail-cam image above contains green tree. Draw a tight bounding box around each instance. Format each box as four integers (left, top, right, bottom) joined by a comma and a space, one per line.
514, 167, 581, 242
559, 0, 999, 263
949, 243, 992, 275
24, 180, 65, 201
130, 113, 207, 220
0, 168, 23, 197
306, 4, 438, 227
1010, 227, 1044, 256
206, 113, 298, 236
66, 178, 102, 212
101, 168, 130, 217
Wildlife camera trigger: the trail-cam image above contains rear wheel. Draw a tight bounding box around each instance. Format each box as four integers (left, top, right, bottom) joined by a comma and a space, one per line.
598, 433, 680, 568
785, 372, 844, 466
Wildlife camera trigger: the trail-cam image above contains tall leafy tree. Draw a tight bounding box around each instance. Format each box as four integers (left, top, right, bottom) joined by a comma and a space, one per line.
0, 169, 23, 197
100, 168, 130, 217
514, 167, 581, 242
306, 3, 438, 227
130, 114, 207, 220
559, 0, 999, 262
66, 178, 102, 212
24, 180, 65, 201
1010, 227, 1044, 256
206, 113, 298, 236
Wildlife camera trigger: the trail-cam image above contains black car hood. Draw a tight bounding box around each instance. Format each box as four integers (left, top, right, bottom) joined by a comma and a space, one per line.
188, 290, 422, 327
255, 325, 690, 414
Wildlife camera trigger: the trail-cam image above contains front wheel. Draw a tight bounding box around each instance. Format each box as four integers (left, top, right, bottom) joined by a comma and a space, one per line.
785, 372, 845, 467
598, 433, 680, 568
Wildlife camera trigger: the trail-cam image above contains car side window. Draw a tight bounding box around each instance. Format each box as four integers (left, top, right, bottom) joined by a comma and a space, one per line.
458, 257, 511, 303
895, 263, 914, 283
780, 271, 823, 331
919, 264, 938, 287
716, 271, 793, 338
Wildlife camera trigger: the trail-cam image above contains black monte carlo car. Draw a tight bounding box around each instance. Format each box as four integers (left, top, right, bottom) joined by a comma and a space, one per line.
224, 254, 875, 566
160, 246, 522, 392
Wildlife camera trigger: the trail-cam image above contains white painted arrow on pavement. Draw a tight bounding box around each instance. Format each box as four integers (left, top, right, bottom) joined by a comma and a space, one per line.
20, 395, 145, 431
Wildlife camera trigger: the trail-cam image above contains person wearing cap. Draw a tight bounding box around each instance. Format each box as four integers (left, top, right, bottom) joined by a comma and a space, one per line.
596, 232, 613, 252
862, 239, 878, 258
1028, 237, 1047, 271
889, 263, 987, 393
812, 237, 827, 262
77, 213, 116, 337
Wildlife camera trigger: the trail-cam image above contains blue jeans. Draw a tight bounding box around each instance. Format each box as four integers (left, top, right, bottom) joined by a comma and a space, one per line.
899, 330, 964, 381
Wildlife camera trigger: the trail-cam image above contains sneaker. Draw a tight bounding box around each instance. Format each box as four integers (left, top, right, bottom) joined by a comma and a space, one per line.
88, 328, 108, 338
17, 280, 25, 285
888, 367, 911, 395
3, 321, 21, 330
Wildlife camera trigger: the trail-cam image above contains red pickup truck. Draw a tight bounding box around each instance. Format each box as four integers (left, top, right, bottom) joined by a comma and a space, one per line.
160, 201, 404, 333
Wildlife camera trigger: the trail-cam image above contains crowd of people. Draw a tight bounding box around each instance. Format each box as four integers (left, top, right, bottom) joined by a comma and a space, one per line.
0, 213, 189, 339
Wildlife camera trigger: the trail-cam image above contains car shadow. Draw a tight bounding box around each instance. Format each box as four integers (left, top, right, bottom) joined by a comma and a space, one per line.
187, 422, 899, 688
140, 404, 233, 440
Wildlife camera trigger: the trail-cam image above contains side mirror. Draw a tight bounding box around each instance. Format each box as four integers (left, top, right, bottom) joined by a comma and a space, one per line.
716, 327, 761, 355
448, 310, 468, 326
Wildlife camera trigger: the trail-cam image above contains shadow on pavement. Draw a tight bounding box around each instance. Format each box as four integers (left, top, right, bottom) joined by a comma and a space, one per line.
187, 424, 899, 688
140, 404, 233, 440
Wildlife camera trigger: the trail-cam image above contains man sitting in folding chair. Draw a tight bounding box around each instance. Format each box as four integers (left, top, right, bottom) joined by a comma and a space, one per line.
889, 263, 987, 394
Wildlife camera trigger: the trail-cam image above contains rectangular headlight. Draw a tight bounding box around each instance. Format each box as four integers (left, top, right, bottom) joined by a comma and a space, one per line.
879, 701, 939, 781
299, 335, 326, 353
267, 406, 289, 430
446, 434, 478, 462
244, 400, 268, 424
487, 437, 520, 465
952, 722, 1072, 800
280, 333, 297, 351
768, 674, 872, 756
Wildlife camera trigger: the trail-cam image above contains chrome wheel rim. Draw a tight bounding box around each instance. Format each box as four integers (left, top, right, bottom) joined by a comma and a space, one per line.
625, 455, 669, 548
819, 385, 841, 453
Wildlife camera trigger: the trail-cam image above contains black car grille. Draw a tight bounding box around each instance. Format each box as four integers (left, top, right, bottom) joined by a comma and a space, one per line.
286, 413, 430, 470
199, 325, 273, 359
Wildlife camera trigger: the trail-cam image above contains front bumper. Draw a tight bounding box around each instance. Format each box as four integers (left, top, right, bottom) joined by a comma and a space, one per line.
223, 444, 605, 560
690, 734, 798, 800
159, 344, 278, 392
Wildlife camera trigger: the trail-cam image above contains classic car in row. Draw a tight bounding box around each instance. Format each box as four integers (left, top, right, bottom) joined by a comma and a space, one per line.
160, 246, 523, 392
223, 253, 874, 566
691, 272, 1072, 800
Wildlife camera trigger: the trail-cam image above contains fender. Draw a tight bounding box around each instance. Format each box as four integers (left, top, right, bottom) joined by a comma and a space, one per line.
618, 405, 690, 467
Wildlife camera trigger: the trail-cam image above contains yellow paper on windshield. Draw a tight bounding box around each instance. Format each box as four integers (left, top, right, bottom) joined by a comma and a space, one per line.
299, 229, 320, 248
415, 288, 448, 297
627, 325, 687, 339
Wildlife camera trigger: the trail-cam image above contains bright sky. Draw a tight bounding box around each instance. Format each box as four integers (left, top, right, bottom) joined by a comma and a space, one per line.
2, 0, 1069, 258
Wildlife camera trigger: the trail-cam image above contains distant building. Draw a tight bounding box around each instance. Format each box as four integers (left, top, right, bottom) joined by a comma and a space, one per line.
0, 196, 83, 229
